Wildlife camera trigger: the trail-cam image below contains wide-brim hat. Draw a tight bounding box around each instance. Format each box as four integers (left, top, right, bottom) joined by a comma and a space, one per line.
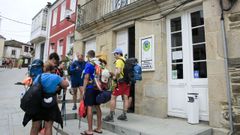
96, 53, 107, 62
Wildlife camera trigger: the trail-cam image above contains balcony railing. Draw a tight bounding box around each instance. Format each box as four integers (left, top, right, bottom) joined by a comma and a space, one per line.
30, 8, 48, 43
77, 0, 138, 28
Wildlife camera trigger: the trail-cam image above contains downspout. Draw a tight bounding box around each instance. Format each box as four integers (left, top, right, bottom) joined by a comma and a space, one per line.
219, 0, 236, 134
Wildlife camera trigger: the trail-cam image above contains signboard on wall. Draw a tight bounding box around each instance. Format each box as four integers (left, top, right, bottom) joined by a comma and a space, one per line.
140, 35, 155, 71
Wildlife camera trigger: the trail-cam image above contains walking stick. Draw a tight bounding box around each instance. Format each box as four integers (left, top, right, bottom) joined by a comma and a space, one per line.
62, 89, 67, 126
56, 89, 67, 135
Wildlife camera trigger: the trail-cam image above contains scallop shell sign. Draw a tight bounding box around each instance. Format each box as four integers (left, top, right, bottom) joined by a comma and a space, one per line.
143, 40, 151, 51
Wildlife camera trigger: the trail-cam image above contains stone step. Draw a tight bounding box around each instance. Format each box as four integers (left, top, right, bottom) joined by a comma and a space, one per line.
83, 108, 212, 135
56, 108, 216, 135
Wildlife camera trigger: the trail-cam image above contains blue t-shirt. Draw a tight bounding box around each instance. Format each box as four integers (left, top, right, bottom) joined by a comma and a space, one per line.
34, 73, 63, 94
83, 62, 95, 89
70, 60, 86, 82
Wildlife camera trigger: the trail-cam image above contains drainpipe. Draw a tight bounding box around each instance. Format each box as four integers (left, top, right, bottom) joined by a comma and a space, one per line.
219, 0, 235, 134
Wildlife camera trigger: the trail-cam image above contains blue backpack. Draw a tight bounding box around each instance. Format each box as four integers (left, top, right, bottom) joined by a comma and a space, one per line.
133, 64, 142, 81
28, 59, 44, 81
121, 58, 142, 84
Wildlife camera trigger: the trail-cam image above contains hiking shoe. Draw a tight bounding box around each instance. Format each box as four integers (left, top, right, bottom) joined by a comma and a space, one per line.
103, 114, 114, 122
72, 105, 77, 110
117, 114, 127, 121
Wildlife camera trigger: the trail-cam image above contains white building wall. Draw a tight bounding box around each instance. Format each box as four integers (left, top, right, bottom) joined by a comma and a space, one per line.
34, 43, 41, 60
4, 46, 21, 59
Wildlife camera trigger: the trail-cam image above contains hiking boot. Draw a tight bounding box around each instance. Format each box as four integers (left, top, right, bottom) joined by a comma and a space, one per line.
117, 114, 127, 121
72, 105, 77, 110
103, 114, 114, 122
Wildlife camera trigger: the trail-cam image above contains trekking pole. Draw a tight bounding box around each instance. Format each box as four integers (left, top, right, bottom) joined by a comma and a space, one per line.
62, 90, 67, 126
56, 89, 66, 135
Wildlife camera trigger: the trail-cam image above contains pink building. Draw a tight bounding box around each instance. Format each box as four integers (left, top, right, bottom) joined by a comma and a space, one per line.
48, 0, 77, 59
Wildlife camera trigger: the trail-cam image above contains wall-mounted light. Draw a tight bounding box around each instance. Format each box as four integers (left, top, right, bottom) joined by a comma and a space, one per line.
65, 9, 75, 24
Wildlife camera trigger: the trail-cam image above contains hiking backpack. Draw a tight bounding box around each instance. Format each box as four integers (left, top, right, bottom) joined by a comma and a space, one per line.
28, 59, 44, 81
120, 58, 142, 84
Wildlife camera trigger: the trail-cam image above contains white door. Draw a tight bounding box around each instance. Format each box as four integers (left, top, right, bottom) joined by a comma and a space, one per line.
116, 29, 128, 109
85, 38, 96, 61
167, 7, 209, 121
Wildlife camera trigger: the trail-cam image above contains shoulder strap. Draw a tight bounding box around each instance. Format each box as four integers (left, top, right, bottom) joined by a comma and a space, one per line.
117, 58, 125, 77
118, 58, 125, 64
38, 74, 42, 85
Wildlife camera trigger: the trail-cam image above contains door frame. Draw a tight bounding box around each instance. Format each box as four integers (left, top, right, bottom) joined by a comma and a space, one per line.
166, 6, 209, 121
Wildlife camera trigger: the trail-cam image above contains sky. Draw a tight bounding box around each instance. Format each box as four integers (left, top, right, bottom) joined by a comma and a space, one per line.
0, 0, 55, 43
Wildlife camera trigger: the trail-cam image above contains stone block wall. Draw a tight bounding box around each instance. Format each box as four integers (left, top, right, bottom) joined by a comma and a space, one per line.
221, 4, 240, 133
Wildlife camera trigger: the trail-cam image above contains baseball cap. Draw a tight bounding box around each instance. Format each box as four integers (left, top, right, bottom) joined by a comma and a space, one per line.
112, 48, 123, 54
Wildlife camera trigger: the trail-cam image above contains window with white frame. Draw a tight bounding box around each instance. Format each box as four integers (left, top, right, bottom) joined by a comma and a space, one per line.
70, 0, 76, 12
50, 43, 55, 54
67, 35, 74, 56
52, 8, 58, 26
57, 39, 64, 57
60, 1, 66, 21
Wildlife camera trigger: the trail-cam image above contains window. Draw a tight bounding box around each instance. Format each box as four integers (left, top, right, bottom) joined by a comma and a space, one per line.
170, 17, 183, 79
50, 43, 55, 54
52, 8, 58, 26
24, 46, 28, 52
60, 1, 66, 21
11, 50, 16, 55
70, 0, 76, 12
57, 39, 64, 56
67, 36, 74, 55
114, 0, 129, 10
191, 10, 207, 78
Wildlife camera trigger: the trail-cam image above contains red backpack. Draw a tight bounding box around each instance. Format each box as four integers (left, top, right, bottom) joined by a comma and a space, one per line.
78, 100, 87, 118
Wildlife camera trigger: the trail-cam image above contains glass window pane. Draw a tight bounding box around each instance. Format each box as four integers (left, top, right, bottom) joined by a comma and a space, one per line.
172, 48, 183, 63
193, 44, 206, 61
172, 64, 183, 79
191, 10, 204, 27
193, 62, 207, 78
192, 27, 205, 43
171, 32, 182, 47
171, 17, 181, 32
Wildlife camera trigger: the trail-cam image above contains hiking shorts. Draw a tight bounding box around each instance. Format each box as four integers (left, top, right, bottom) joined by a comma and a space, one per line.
71, 79, 83, 88
84, 88, 100, 106
112, 82, 130, 97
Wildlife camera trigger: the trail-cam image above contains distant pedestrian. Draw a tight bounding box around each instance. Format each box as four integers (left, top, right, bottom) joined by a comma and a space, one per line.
6, 58, 10, 68
2, 58, 6, 68
18, 57, 24, 69
9, 58, 13, 69
103, 48, 130, 122
81, 50, 102, 135
69, 53, 86, 110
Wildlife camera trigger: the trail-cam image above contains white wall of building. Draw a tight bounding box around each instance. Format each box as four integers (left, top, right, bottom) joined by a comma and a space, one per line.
34, 43, 41, 60
4, 46, 21, 59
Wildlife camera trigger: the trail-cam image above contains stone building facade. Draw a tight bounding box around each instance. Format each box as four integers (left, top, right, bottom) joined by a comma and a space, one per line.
74, 0, 240, 132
